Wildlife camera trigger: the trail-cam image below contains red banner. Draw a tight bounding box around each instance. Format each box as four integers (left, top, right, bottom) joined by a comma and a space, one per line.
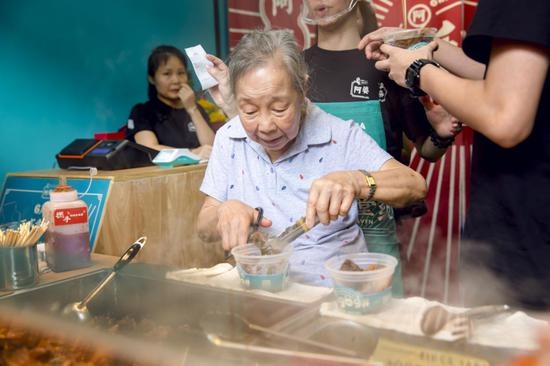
372, 0, 478, 46
228, 0, 478, 48
228, 0, 314, 49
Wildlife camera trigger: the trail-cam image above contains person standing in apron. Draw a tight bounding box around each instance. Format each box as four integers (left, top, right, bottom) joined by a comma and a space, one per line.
301, 0, 461, 296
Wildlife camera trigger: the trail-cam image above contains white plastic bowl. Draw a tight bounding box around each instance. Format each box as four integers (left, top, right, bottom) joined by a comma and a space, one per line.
231, 244, 292, 292
325, 253, 397, 314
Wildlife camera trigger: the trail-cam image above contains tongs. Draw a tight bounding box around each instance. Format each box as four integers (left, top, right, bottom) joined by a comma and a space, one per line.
259, 215, 316, 255
226, 208, 317, 258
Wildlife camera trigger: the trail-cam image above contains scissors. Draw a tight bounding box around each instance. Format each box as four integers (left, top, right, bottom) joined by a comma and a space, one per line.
251, 207, 263, 232
224, 207, 263, 262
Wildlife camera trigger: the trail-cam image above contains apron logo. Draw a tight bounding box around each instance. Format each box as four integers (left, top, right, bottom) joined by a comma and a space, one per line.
350, 77, 370, 99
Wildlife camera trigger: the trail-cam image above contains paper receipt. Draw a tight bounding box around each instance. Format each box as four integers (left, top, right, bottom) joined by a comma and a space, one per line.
184, 45, 218, 90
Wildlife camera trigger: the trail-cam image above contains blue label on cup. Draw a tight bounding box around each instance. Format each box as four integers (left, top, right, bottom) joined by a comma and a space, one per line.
408, 41, 429, 50
334, 285, 392, 314
237, 266, 288, 292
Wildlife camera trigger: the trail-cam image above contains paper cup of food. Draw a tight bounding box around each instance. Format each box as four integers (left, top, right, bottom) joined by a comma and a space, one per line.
325, 253, 397, 314
231, 244, 292, 292
382, 27, 437, 50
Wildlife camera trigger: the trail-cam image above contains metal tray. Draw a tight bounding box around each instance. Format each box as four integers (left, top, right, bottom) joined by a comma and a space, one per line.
275, 306, 521, 365
0, 264, 328, 365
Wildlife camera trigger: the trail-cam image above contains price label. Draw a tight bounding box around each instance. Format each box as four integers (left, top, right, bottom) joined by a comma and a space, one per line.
371, 338, 490, 366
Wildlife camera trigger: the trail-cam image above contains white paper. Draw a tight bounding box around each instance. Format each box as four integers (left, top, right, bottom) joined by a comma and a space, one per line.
184, 44, 218, 90
167, 266, 333, 304
319, 297, 547, 350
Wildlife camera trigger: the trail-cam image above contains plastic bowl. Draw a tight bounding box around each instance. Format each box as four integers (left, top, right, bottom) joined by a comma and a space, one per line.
231, 244, 292, 292
325, 253, 397, 314
382, 27, 437, 49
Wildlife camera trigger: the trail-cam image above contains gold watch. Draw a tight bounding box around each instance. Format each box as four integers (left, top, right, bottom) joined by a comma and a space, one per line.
359, 170, 376, 201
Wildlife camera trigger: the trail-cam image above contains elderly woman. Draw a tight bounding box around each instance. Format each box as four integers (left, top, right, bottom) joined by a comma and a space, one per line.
197, 29, 426, 286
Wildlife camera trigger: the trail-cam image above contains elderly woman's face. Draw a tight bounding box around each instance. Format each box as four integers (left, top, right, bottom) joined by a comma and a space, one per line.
235, 58, 304, 162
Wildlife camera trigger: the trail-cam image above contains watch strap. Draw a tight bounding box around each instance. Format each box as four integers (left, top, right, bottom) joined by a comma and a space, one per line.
405, 59, 440, 97
359, 170, 377, 201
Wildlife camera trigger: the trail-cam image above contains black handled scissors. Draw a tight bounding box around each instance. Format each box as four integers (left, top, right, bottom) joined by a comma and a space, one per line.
251, 207, 263, 232
224, 207, 264, 262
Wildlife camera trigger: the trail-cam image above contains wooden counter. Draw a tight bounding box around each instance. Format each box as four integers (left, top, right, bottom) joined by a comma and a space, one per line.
8, 165, 224, 269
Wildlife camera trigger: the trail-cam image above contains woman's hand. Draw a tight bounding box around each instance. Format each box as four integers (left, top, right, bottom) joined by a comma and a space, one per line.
373, 41, 438, 87
305, 171, 361, 228
358, 27, 439, 87
216, 200, 272, 251
206, 54, 237, 118
177, 83, 197, 110
419, 96, 462, 139
357, 26, 403, 60
190, 145, 213, 160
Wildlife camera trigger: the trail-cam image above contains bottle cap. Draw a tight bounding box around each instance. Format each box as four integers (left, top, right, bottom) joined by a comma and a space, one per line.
49, 176, 78, 202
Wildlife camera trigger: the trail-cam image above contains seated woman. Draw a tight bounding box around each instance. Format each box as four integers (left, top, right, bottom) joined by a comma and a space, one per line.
196, 29, 427, 286
126, 45, 215, 159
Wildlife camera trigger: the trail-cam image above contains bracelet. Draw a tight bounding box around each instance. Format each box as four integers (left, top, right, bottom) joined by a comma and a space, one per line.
359, 170, 377, 201
429, 130, 455, 149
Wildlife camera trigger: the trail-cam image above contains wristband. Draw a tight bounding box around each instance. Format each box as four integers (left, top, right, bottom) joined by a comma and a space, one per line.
429, 130, 455, 149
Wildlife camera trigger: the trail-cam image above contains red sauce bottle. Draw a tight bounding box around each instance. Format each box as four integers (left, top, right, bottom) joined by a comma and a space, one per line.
42, 178, 91, 272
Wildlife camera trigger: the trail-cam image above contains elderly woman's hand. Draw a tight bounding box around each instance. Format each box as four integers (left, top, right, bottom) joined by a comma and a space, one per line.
216, 200, 272, 251
305, 171, 362, 228
206, 54, 237, 118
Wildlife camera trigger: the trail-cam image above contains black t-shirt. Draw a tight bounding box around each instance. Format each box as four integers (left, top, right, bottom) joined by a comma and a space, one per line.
304, 45, 433, 162
126, 96, 212, 149
462, 0, 550, 309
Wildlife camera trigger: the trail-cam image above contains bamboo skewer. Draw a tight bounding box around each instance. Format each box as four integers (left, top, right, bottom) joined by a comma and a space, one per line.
0, 219, 48, 247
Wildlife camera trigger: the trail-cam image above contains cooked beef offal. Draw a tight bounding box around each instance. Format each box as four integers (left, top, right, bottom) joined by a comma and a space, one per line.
339, 259, 381, 272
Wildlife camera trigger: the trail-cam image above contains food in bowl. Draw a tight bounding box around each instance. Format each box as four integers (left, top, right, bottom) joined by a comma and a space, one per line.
382, 27, 437, 49
325, 253, 397, 314
340, 258, 381, 272
248, 231, 277, 255
231, 244, 292, 292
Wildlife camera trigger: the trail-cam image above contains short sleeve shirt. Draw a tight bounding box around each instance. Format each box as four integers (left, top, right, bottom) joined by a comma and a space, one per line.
200, 103, 392, 286
126, 96, 212, 148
